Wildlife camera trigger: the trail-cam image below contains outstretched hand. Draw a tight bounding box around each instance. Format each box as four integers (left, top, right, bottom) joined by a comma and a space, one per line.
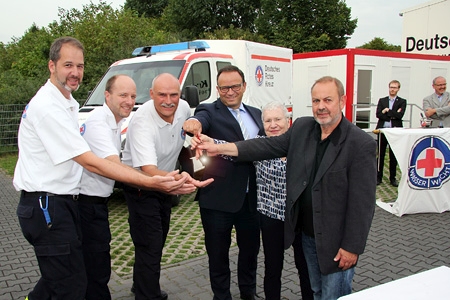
191, 134, 215, 159
181, 171, 214, 188
167, 171, 214, 195
192, 135, 239, 158
150, 170, 189, 194
183, 119, 202, 137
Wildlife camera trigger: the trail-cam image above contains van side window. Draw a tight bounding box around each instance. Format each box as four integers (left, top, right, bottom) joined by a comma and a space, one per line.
217, 61, 231, 72
183, 62, 211, 103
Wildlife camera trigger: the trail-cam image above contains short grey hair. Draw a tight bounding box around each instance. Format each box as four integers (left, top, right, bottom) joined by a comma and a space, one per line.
433, 76, 446, 85
311, 76, 345, 98
261, 101, 290, 121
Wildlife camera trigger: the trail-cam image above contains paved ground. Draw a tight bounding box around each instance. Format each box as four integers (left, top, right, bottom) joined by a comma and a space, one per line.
1, 169, 449, 300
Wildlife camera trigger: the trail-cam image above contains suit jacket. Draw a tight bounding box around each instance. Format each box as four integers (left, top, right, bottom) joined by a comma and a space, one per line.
194, 99, 264, 213
236, 116, 377, 274
423, 91, 450, 127
375, 96, 407, 129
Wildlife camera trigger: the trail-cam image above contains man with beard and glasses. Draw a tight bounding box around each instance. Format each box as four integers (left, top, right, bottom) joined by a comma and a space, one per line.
121, 73, 213, 300
14, 37, 195, 300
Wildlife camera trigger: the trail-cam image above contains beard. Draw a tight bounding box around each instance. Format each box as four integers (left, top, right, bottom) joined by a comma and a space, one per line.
58, 79, 80, 93
314, 109, 342, 127
54, 69, 81, 93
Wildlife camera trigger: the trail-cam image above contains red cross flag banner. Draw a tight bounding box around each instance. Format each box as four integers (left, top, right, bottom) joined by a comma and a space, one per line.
377, 128, 450, 216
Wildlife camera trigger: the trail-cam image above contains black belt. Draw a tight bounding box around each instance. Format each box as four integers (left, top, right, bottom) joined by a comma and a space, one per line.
21, 191, 79, 201
78, 194, 109, 204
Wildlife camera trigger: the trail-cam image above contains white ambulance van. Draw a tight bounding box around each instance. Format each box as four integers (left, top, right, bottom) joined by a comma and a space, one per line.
78, 40, 293, 173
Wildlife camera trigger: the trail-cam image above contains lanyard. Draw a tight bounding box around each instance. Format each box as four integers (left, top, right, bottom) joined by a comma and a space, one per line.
39, 195, 52, 229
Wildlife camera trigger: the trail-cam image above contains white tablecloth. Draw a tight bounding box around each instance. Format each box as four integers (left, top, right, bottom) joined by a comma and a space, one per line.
339, 266, 450, 299
376, 128, 450, 216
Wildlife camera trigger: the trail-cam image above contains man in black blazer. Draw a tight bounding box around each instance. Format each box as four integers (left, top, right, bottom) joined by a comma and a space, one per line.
375, 80, 407, 187
194, 76, 377, 299
183, 65, 264, 300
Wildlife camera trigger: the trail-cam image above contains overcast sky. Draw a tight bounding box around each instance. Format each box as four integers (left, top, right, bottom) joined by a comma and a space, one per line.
1, 0, 428, 47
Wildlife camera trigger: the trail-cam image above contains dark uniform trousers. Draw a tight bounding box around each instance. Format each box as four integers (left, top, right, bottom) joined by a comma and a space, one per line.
123, 185, 172, 300
17, 192, 87, 300
78, 194, 111, 300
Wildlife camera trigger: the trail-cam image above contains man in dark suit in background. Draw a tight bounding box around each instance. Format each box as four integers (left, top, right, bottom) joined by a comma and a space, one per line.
193, 76, 377, 299
183, 65, 264, 300
375, 80, 407, 187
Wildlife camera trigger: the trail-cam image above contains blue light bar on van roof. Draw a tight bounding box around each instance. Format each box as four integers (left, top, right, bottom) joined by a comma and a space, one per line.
132, 41, 210, 57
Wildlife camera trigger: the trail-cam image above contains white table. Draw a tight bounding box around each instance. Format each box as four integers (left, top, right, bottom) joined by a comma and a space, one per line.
339, 266, 450, 299
376, 128, 450, 216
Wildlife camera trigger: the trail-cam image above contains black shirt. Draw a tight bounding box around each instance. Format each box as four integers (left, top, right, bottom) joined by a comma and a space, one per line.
297, 118, 343, 237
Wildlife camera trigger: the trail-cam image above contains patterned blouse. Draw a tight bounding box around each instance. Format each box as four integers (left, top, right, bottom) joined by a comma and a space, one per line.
214, 136, 287, 221
255, 156, 287, 221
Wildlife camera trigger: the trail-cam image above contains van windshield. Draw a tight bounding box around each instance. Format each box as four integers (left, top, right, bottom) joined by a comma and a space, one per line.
84, 60, 185, 106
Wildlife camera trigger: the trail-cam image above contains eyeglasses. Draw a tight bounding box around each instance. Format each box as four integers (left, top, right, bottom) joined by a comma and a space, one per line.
434, 83, 447, 87
217, 83, 243, 93
389, 86, 399, 89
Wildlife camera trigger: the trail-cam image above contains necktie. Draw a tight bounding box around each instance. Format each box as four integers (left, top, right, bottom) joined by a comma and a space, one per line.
234, 109, 250, 140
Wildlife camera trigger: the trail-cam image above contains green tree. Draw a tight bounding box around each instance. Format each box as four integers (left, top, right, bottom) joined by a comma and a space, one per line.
158, 0, 356, 52
0, 0, 362, 105
202, 26, 268, 43
162, 0, 260, 40
50, 2, 161, 98
255, 0, 357, 53
357, 37, 401, 52
0, 1, 180, 104
124, 0, 168, 18
0, 25, 54, 105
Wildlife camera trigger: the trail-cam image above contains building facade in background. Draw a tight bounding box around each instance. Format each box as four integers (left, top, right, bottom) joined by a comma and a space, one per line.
401, 0, 450, 56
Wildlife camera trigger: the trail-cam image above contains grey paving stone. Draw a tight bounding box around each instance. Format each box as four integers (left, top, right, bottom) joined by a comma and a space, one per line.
1, 169, 449, 300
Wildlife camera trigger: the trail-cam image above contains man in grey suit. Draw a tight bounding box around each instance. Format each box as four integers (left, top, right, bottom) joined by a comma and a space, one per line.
193, 76, 377, 300
423, 76, 450, 127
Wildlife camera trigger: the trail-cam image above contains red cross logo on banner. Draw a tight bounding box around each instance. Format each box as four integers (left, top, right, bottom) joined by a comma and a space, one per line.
417, 148, 443, 177
408, 136, 450, 189
255, 65, 264, 86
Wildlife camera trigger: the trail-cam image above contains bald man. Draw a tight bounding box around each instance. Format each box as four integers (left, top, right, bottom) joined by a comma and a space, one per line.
121, 73, 213, 299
